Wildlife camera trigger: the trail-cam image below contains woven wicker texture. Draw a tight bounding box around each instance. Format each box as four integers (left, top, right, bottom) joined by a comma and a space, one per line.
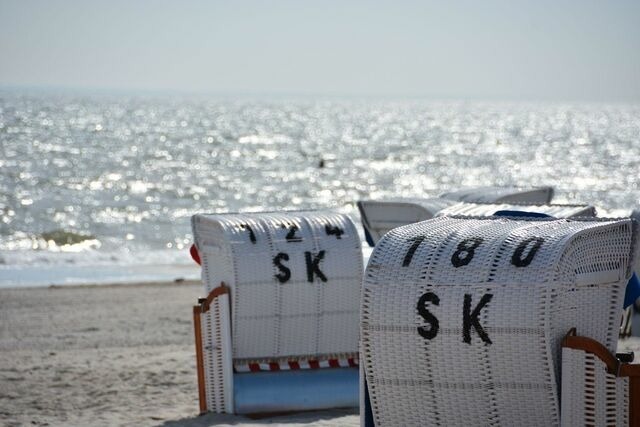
192, 211, 362, 362
633, 210, 640, 272
358, 198, 592, 246
200, 294, 233, 413
361, 216, 637, 426
437, 202, 595, 219
439, 186, 554, 204
561, 347, 628, 427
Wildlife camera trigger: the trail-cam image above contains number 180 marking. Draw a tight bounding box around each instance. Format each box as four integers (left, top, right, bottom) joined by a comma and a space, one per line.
402, 235, 545, 268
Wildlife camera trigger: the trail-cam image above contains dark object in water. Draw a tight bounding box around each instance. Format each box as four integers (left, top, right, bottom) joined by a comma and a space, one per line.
318, 159, 325, 168
40, 229, 95, 245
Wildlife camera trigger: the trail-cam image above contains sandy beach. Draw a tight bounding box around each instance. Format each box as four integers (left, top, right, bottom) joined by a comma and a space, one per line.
0, 281, 358, 427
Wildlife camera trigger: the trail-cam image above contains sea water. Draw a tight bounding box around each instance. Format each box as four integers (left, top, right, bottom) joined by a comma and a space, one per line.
1, 92, 639, 287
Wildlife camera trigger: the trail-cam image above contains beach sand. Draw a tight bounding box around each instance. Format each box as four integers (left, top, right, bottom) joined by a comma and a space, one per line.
0, 281, 358, 427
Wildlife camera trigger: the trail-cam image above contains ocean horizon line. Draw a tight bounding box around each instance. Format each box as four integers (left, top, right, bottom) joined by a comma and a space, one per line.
2, 84, 639, 104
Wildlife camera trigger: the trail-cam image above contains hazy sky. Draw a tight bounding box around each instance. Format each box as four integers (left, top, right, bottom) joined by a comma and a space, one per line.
0, 0, 638, 101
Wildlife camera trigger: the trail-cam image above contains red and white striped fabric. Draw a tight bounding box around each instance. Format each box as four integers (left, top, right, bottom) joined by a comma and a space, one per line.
234, 356, 358, 373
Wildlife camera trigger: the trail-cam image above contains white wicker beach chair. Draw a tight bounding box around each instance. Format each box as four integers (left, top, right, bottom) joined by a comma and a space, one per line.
436, 202, 595, 219
357, 186, 553, 247
357, 198, 456, 246
191, 211, 362, 414
361, 216, 638, 426
357, 197, 591, 246
439, 185, 554, 204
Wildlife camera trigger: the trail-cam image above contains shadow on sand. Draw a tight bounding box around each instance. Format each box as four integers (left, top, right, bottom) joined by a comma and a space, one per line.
157, 408, 358, 427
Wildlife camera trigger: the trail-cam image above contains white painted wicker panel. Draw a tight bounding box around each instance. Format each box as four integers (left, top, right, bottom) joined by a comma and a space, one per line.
437, 202, 595, 218
560, 347, 629, 427
201, 293, 233, 413
193, 211, 362, 361
362, 216, 636, 427
439, 186, 554, 204
632, 209, 640, 272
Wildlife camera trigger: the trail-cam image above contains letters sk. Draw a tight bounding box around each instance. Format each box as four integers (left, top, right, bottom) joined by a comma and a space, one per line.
417, 292, 493, 345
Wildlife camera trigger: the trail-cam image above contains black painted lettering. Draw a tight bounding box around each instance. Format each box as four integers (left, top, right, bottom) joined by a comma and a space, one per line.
305, 250, 327, 282
273, 252, 291, 283
403, 235, 426, 267
240, 224, 256, 244
451, 237, 484, 267
417, 292, 440, 340
325, 224, 344, 239
282, 223, 302, 242
463, 293, 493, 345
511, 237, 544, 267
